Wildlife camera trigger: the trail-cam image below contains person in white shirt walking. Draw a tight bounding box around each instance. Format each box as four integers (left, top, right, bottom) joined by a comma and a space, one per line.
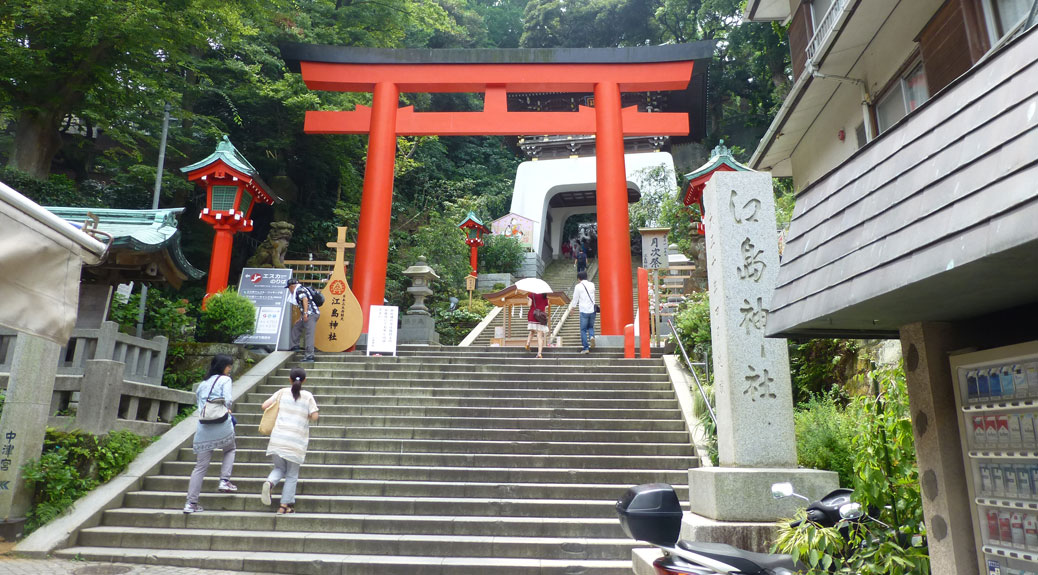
570, 271, 597, 354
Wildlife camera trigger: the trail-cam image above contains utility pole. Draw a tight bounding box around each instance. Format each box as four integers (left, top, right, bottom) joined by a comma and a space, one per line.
136, 102, 171, 337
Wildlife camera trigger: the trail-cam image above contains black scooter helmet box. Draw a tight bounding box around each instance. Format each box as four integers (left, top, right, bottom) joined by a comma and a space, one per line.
616, 483, 683, 546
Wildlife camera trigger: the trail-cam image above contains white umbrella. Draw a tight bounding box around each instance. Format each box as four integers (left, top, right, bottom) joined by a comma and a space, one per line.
513, 277, 553, 294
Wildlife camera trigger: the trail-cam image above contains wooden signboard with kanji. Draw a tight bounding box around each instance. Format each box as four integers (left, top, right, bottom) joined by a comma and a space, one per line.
314, 227, 363, 352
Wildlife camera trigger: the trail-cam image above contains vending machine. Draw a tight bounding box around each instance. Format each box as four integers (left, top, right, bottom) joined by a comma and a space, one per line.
951, 342, 1038, 575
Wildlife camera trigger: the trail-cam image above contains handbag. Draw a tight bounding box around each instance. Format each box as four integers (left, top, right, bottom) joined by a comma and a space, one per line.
532, 308, 548, 325
583, 283, 601, 314
199, 376, 229, 425
258, 389, 283, 436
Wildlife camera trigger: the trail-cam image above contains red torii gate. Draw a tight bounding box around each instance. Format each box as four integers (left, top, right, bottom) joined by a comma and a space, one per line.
281, 44, 711, 336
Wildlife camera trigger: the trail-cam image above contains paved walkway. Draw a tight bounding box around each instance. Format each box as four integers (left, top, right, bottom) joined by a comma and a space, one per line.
0, 557, 274, 575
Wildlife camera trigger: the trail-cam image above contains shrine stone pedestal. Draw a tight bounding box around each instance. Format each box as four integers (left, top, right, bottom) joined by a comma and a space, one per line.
399, 257, 440, 345
686, 170, 837, 546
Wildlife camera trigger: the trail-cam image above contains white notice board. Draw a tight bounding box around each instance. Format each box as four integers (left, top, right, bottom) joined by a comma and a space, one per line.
367, 305, 399, 356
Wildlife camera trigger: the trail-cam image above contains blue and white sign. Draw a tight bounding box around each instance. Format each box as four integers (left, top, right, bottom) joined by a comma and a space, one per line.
235, 268, 293, 346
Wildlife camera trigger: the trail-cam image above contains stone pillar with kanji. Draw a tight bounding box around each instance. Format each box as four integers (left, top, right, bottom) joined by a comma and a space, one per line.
683, 171, 838, 549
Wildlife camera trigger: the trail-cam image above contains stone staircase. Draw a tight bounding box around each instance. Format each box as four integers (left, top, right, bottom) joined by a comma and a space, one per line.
55, 346, 695, 574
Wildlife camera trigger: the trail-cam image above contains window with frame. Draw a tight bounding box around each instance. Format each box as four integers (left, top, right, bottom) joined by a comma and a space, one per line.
875, 61, 930, 134
811, 0, 835, 31
983, 0, 1031, 40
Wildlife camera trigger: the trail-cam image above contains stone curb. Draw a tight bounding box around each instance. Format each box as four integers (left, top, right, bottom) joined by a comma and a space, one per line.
13, 351, 294, 558
662, 354, 713, 468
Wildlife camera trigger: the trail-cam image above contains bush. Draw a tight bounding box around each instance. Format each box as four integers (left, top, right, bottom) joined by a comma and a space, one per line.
433, 299, 492, 345
22, 429, 151, 533
195, 288, 256, 343
773, 363, 929, 574
479, 234, 525, 275
109, 291, 195, 341
795, 390, 856, 487
672, 292, 711, 361
789, 339, 861, 405
0, 166, 104, 207
161, 343, 207, 391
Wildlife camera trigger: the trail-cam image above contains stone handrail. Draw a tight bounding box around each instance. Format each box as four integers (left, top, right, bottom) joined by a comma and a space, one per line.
0, 321, 167, 386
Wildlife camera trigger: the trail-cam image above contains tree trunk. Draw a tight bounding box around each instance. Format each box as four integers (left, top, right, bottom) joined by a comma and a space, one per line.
8, 109, 63, 179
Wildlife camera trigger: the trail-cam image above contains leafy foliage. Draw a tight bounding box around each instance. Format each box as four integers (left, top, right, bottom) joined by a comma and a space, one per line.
479, 234, 525, 275
671, 291, 712, 362
195, 288, 256, 343
433, 297, 492, 345
794, 390, 856, 486
789, 339, 861, 406
109, 291, 195, 342
774, 364, 929, 574
22, 429, 150, 533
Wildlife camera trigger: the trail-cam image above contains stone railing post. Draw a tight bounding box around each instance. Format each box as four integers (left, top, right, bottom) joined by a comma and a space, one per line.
74, 360, 126, 436
95, 321, 119, 361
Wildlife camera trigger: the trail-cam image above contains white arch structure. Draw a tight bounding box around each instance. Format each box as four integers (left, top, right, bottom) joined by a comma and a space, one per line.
509, 152, 677, 266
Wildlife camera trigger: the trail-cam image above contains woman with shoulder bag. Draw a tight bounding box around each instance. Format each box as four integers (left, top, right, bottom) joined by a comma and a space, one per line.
260, 367, 319, 514
524, 292, 549, 359
183, 354, 237, 514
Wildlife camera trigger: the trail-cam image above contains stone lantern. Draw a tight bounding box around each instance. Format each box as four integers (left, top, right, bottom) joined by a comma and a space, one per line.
399, 256, 440, 345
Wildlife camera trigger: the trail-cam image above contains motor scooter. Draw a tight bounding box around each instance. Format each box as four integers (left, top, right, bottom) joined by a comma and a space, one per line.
615, 482, 863, 575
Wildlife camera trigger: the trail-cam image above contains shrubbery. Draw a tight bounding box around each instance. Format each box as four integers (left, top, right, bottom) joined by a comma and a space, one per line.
195, 288, 256, 343
22, 429, 150, 533
433, 297, 493, 345
109, 291, 195, 341
479, 235, 525, 275
794, 390, 856, 486
773, 364, 929, 574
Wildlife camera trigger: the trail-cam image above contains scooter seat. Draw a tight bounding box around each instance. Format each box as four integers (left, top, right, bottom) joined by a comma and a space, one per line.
677, 540, 797, 573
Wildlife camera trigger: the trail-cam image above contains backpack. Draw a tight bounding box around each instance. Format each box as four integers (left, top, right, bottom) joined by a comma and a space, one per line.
303, 286, 325, 308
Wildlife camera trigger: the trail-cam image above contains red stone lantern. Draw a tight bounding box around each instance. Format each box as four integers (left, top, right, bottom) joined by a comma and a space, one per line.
181, 136, 278, 301
457, 211, 490, 276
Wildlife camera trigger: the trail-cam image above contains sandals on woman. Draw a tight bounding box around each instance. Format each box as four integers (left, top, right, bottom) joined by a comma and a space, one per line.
277, 503, 295, 514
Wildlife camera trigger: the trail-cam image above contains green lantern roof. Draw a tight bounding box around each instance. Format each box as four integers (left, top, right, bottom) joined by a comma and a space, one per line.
457, 211, 490, 232
683, 140, 753, 183
181, 135, 260, 178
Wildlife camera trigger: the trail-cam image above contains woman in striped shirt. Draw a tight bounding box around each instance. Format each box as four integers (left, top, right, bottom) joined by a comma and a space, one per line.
259, 366, 319, 514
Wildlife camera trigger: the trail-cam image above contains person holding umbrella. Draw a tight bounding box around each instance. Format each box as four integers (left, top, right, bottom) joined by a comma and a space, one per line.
515, 278, 552, 359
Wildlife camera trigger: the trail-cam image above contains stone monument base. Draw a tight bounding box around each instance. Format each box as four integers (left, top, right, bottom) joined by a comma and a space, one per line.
689, 467, 839, 522
398, 314, 439, 345
629, 513, 781, 574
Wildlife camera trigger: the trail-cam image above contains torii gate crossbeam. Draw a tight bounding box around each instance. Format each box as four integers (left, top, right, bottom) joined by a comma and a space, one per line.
282, 44, 712, 337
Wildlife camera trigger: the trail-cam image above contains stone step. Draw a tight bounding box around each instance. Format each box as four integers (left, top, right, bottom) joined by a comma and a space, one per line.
227, 437, 694, 457
173, 448, 697, 468
272, 370, 666, 384
75, 526, 637, 560
237, 395, 677, 410
53, 548, 637, 575
142, 476, 687, 501
252, 382, 673, 396
228, 413, 686, 431
228, 404, 683, 420
231, 425, 690, 443
275, 361, 666, 374
158, 462, 691, 484
123, 491, 637, 518
100, 509, 631, 538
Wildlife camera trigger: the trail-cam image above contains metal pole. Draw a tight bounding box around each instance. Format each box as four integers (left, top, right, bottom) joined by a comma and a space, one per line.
136, 102, 171, 337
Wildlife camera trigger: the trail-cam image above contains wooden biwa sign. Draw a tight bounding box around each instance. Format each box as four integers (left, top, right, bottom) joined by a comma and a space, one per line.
314, 226, 363, 352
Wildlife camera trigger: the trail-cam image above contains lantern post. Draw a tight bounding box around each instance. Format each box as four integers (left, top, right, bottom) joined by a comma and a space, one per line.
181, 136, 278, 304
457, 211, 490, 276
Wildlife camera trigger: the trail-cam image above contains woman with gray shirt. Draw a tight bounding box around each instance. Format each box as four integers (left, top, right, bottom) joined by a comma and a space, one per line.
183, 354, 237, 513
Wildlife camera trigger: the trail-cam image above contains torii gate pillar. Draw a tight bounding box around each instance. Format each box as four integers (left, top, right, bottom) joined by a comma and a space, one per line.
353, 82, 400, 328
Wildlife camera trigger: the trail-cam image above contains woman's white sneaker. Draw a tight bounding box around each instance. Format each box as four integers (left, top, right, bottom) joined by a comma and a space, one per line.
260, 481, 273, 506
